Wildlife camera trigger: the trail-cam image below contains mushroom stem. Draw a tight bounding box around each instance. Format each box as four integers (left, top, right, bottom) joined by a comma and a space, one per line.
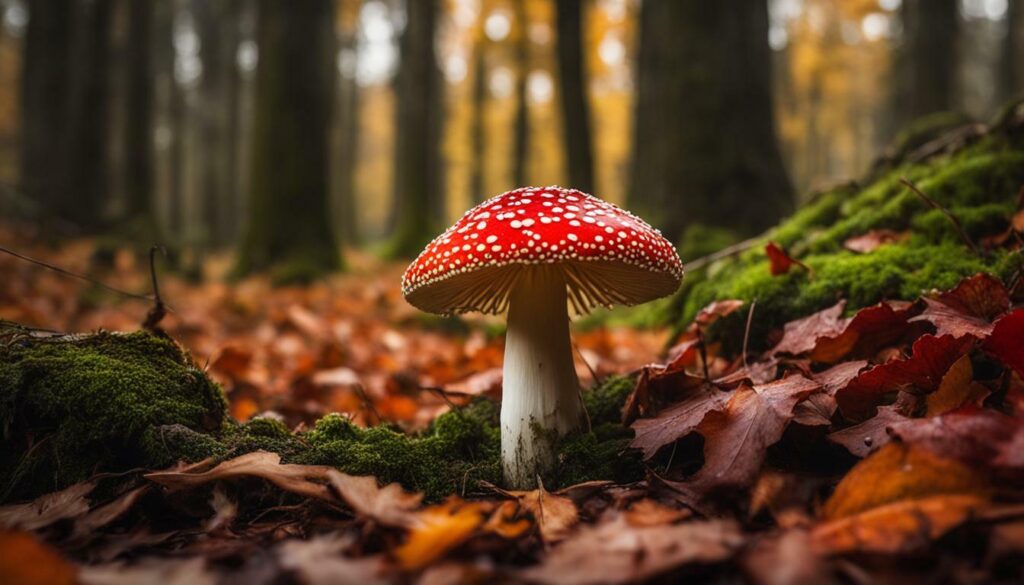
501, 265, 585, 488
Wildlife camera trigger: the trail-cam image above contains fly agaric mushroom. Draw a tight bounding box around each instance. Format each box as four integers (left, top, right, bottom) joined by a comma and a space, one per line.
402, 187, 682, 488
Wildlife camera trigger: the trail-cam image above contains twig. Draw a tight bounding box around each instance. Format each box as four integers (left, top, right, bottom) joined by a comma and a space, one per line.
573, 341, 599, 384
742, 300, 757, 371
695, 326, 711, 382
142, 246, 169, 335
352, 383, 383, 424
683, 236, 762, 272
422, 385, 463, 416
0, 244, 152, 301
900, 177, 981, 255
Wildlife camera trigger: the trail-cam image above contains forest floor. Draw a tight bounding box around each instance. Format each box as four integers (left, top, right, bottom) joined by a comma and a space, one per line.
1, 219, 1023, 585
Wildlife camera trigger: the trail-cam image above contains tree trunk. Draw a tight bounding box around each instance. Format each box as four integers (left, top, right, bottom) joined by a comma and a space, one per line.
554, 0, 593, 194
469, 47, 487, 201
629, 0, 793, 239
388, 0, 445, 257
64, 0, 115, 232
121, 0, 155, 230
998, 0, 1023, 104
511, 0, 529, 188
335, 8, 361, 247
19, 0, 73, 225
236, 0, 341, 279
897, 0, 959, 122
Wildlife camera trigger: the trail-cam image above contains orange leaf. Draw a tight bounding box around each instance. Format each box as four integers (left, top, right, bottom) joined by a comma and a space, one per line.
0, 531, 77, 585
394, 499, 488, 570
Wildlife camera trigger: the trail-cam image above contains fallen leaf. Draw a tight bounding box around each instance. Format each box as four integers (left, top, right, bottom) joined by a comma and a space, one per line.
327, 470, 423, 528
771, 301, 847, 357
826, 406, 907, 457
0, 480, 95, 531
72, 486, 150, 540
835, 334, 975, 420
983, 309, 1024, 379
843, 229, 906, 253
630, 383, 728, 459
488, 481, 578, 543
667, 375, 821, 498
693, 299, 745, 327
277, 534, 390, 585
924, 354, 987, 415
887, 406, 1023, 474
814, 442, 994, 554
78, 558, 217, 585
0, 531, 77, 585
793, 361, 870, 426
622, 499, 690, 526
394, 499, 488, 571
821, 442, 990, 521
743, 528, 836, 585
809, 302, 915, 363
765, 242, 810, 276
520, 517, 743, 585
621, 359, 708, 425
813, 494, 988, 554
145, 451, 333, 501
482, 501, 531, 539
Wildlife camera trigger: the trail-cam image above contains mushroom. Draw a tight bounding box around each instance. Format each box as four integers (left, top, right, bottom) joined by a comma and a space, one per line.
402, 187, 683, 488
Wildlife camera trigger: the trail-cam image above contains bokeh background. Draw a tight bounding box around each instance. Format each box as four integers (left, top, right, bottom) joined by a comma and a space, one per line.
0, 0, 1019, 277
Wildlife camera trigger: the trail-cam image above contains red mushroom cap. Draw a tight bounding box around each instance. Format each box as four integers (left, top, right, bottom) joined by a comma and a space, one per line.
402, 186, 683, 315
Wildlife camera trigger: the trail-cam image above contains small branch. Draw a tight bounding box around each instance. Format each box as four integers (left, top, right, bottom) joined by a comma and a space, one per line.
900, 177, 981, 255
353, 383, 383, 424
742, 300, 757, 371
142, 246, 169, 335
0, 245, 152, 302
683, 236, 762, 272
695, 326, 711, 383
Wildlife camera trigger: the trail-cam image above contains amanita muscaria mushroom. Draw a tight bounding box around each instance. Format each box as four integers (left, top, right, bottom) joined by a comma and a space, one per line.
402, 186, 682, 488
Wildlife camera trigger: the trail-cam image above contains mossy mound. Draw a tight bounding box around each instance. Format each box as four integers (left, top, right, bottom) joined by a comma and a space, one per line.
0, 328, 642, 502
667, 105, 1024, 347
0, 329, 228, 501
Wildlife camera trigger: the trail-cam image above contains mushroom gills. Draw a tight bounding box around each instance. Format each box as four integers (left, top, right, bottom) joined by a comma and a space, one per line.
500, 265, 585, 488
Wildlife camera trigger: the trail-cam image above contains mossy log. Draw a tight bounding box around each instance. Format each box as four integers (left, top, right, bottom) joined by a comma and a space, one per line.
665, 102, 1024, 349
0, 325, 640, 502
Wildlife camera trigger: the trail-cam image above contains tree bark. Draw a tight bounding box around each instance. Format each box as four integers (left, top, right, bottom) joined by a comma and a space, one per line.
469, 47, 487, 201
389, 0, 445, 258
64, 0, 115, 232
629, 0, 793, 239
236, 0, 341, 279
121, 0, 155, 229
335, 5, 362, 246
999, 0, 1023, 104
554, 0, 593, 194
19, 0, 73, 224
511, 0, 530, 188
897, 0, 959, 121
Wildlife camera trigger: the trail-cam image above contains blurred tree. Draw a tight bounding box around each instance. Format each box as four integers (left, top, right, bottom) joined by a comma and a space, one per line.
121, 0, 155, 231
554, 0, 593, 194
512, 0, 530, 187
389, 0, 445, 257
65, 0, 114, 232
630, 0, 793, 239
334, 0, 363, 246
469, 47, 488, 201
896, 0, 959, 122
999, 0, 1023, 103
20, 0, 73, 224
236, 0, 341, 280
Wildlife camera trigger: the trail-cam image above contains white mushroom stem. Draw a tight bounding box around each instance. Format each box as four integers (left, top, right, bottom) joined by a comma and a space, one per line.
501, 265, 586, 489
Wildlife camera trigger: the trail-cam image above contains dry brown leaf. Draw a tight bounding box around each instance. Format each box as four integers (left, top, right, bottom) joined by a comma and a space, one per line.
0, 531, 78, 585
490, 481, 578, 543
520, 517, 744, 585
622, 499, 690, 527
145, 451, 333, 501
327, 470, 423, 528
276, 534, 390, 585
924, 354, 987, 415
0, 480, 96, 531
72, 486, 150, 540
394, 499, 489, 571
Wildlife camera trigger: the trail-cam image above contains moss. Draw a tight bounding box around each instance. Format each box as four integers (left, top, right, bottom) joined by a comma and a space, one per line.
665, 113, 1024, 344
1, 333, 646, 501
0, 331, 228, 501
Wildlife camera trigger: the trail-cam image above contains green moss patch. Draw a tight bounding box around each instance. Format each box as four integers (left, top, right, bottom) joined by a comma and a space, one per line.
0, 330, 228, 501
665, 110, 1024, 346
1, 331, 643, 502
